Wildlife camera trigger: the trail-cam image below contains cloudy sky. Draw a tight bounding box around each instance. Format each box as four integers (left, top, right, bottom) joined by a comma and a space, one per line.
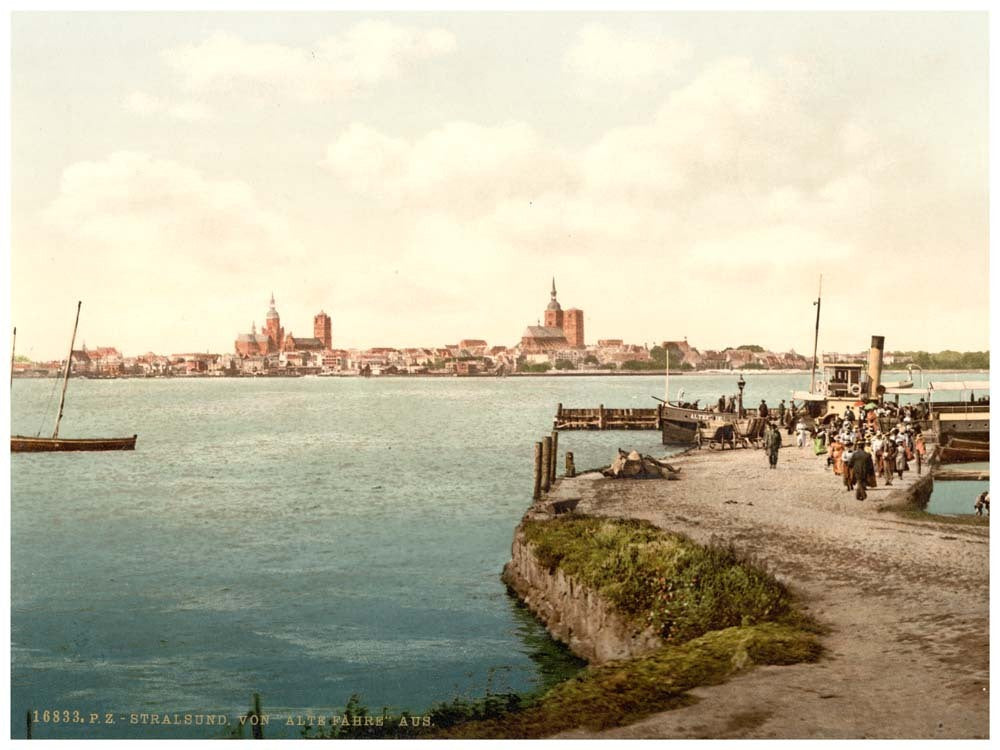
8, 11, 989, 360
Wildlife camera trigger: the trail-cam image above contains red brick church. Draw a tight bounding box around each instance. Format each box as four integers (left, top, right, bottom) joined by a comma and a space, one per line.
235, 294, 333, 356
520, 279, 585, 352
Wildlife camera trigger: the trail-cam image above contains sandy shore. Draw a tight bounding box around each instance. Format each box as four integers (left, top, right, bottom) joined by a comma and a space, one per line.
545, 443, 988, 739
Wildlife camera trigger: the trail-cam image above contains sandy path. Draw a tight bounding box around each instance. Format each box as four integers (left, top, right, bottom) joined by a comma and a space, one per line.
548, 443, 989, 739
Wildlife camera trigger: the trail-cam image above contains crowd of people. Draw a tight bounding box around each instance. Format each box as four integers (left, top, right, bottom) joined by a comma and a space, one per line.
704, 390, 986, 512
724, 395, 928, 500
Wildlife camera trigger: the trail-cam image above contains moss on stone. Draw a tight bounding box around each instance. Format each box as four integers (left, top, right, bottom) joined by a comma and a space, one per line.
522, 515, 816, 642
436, 622, 821, 739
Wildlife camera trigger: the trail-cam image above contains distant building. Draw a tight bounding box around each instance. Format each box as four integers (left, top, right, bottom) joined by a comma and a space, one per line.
236, 294, 334, 362
314, 311, 333, 350
520, 278, 584, 352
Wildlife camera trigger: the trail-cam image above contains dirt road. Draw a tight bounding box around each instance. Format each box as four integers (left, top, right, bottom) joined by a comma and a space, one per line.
549, 444, 989, 739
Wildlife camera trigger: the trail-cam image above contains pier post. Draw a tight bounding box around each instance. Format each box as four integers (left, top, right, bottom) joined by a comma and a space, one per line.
251, 692, 264, 739
533, 442, 543, 500
541, 437, 552, 493
566, 451, 575, 478
549, 430, 559, 484
598, 404, 605, 430
26, 711, 32, 740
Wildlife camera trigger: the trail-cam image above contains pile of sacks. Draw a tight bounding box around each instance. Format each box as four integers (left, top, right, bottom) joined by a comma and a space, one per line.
603, 449, 681, 480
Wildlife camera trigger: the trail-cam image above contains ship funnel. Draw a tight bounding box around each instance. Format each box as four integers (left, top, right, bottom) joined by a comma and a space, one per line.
868, 335, 885, 399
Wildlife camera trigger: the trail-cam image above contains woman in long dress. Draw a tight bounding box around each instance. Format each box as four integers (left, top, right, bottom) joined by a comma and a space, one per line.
830, 439, 845, 475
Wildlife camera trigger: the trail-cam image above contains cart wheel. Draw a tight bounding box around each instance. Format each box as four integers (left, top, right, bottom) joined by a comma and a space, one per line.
709, 441, 718, 450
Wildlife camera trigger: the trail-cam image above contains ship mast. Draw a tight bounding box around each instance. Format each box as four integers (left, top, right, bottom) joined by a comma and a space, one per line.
809, 276, 822, 393
53, 301, 82, 439
10, 326, 15, 389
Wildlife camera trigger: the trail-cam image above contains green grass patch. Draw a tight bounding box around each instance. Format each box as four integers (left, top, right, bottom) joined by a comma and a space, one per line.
306, 515, 823, 739
522, 516, 814, 642
436, 621, 820, 738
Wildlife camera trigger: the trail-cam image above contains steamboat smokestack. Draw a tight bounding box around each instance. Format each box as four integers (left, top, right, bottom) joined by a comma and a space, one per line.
868, 335, 885, 399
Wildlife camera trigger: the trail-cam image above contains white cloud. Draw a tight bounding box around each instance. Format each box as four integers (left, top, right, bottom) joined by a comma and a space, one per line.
123, 91, 214, 121
321, 120, 573, 212
311, 53, 972, 349
564, 23, 692, 93
163, 22, 456, 103
44, 151, 299, 274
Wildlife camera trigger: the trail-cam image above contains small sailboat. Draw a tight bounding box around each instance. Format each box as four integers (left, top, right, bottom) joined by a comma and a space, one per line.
11, 301, 137, 453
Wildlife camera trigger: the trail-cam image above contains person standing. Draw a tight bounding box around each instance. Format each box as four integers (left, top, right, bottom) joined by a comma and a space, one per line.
848, 443, 876, 501
765, 421, 782, 469
842, 442, 855, 490
882, 439, 896, 486
795, 417, 809, 448
759, 400, 769, 419
778, 399, 786, 423
830, 437, 845, 475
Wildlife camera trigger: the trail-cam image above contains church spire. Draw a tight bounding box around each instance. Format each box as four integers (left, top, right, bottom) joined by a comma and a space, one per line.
546, 277, 562, 312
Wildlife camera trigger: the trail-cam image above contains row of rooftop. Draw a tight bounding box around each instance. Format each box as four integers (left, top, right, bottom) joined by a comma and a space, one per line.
13, 339, 912, 378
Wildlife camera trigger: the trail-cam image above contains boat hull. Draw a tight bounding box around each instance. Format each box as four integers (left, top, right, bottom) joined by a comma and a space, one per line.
11, 435, 137, 452
938, 444, 990, 463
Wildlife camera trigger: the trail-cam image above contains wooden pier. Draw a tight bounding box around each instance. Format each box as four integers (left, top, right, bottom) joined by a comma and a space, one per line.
553, 403, 662, 431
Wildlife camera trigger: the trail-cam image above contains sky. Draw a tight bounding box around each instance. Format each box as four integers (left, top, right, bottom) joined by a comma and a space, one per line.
6, 11, 990, 361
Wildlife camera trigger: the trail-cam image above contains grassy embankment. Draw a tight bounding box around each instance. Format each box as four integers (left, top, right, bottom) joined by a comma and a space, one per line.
305, 516, 823, 739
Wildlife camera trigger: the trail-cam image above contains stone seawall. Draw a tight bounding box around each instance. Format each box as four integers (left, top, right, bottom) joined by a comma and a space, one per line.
501, 524, 663, 665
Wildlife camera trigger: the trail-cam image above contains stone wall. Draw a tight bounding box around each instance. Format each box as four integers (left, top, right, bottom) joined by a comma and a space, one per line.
501, 524, 664, 665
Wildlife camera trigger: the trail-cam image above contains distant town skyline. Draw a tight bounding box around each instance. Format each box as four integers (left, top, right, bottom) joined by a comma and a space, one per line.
8, 12, 989, 361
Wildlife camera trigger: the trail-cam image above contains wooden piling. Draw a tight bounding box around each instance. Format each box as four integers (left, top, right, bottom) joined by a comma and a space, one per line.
26, 711, 32, 740
549, 430, 558, 484
251, 692, 263, 739
566, 451, 576, 478
533, 442, 543, 500
541, 436, 552, 493
598, 404, 605, 430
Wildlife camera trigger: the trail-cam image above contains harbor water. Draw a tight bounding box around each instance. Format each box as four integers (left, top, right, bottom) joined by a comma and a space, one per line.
9, 371, 983, 738
926, 462, 989, 516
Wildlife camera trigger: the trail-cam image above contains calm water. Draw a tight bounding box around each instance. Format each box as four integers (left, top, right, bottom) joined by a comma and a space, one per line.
926, 462, 989, 516
9, 371, 982, 738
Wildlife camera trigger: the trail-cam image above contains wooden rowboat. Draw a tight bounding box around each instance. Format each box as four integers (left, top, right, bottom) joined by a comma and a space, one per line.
11, 435, 137, 452
938, 442, 990, 464
946, 437, 990, 451
11, 302, 138, 454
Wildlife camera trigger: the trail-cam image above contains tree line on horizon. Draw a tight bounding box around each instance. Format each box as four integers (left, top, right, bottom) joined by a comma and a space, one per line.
889, 350, 989, 370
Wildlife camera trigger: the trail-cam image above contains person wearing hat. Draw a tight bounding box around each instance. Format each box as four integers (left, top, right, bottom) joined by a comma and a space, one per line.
842, 442, 856, 490
758, 399, 769, 419
848, 440, 876, 501
881, 438, 896, 486
894, 434, 908, 479
764, 419, 782, 469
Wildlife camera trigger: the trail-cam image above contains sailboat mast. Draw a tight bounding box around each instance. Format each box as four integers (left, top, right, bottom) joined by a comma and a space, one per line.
664, 345, 670, 403
10, 327, 15, 389
52, 301, 82, 439
809, 275, 822, 393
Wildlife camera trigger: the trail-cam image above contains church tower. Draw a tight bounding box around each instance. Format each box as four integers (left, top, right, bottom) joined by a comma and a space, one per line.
314, 311, 332, 350
544, 277, 564, 329
264, 292, 284, 353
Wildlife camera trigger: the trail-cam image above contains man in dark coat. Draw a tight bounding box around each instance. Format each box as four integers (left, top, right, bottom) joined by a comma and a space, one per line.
764, 421, 782, 469
777, 399, 786, 422
848, 446, 876, 501
759, 400, 769, 419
